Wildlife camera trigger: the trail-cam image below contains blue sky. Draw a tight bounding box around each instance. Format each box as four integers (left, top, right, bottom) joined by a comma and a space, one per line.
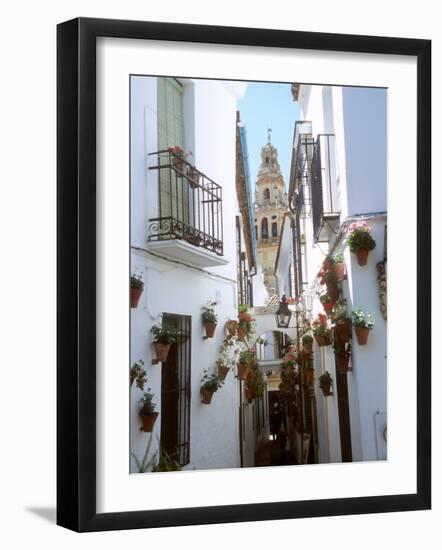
237, 82, 299, 189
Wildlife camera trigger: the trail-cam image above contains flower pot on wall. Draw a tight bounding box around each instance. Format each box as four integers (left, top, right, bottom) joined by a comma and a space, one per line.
201, 388, 215, 404
315, 334, 331, 347
245, 387, 255, 403
355, 248, 369, 266
237, 327, 247, 341
302, 342, 313, 355
237, 363, 249, 381
218, 365, 230, 380
326, 284, 340, 303
203, 322, 217, 338
131, 287, 143, 308
320, 382, 332, 396
355, 326, 370, 345
140, 412, 159, 433
332, 262, 346, 282
153, 342, 171, 363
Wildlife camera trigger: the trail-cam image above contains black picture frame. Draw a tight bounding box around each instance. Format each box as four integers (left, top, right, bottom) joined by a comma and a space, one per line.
57, 17, 431, 532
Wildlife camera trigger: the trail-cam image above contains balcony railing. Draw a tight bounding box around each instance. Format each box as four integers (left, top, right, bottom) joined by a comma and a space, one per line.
148, 150, 223, 256
294, 134, 314, 218
310, 134, 339, 242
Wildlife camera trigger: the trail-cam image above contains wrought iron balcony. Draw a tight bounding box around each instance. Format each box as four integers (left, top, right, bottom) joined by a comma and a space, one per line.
310, 134, 340, 242
293, 128, 314, 219
147, 150, 224, 261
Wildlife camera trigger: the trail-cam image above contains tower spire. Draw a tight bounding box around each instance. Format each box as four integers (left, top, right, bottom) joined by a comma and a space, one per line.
267, 127, 272, 143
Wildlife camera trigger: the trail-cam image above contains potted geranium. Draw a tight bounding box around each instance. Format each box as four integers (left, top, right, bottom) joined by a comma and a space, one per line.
138, 389, 159, 432
237, 349, 256, 380
333, 341, 352, 374
216, 359, 230, 380
200, 370, 224, 404
130, 274, 144, 308
130, 360, 147, 389
201, 301, 218, 338
319, 292, 335, 315
312, 314, 331, 346
237, 305, 255, 342
347, 221, 376, 266
330, 252, 346, 282
167, 146, 191, 173
331, 301, 352, 344
151, 322, 179, 364
352, 308, 375, 345
318, 371, 333, 396
302, 333, 314, 354
224, 319, 238, 337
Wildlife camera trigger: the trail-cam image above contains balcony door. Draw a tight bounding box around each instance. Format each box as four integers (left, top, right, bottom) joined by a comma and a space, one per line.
157, 77, 192, 227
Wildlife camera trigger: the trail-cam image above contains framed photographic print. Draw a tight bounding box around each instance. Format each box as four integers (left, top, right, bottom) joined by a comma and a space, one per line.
57, 17, 431, 532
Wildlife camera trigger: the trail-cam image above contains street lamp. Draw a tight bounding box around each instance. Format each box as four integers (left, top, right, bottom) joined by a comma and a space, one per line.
275, 295, 292, 328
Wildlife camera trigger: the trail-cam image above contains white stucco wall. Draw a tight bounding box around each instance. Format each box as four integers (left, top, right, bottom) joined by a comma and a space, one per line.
294, 84, 387, 464
130, 76, 247, 473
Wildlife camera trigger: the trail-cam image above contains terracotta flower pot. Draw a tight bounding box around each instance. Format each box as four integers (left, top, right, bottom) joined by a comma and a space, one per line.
203, 322, 217, 338
355, 326, 370, 345
201, 387, 215, 404
303, 368, 314, 385
326, 284, 340, 303
335, 353, 350, 374
218, 365, 230, 380
130, 286, 143, 308
172, 156, 185, 173
355, 248, 369, 266
320, 382, 332, 396
245, 387, 255, 403
153, 342, 171, 363
315, 333, 331, 347
335, 322, 351, 344
140, 412, 159, 433
187, 167, 201, 188
237, 327, 247, 341
303, 341, 313, 354
237, 363, 250, 381
332, 262, 346, 282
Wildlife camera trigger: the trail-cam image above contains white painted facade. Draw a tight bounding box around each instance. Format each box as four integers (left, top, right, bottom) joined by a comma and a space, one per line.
130, 76, 268, 473
277, 84, 387, 464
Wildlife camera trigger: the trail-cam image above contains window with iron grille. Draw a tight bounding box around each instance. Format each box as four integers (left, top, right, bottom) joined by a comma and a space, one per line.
160, 313, 191, 466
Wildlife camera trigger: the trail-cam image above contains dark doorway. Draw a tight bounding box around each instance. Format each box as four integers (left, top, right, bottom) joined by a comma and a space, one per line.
335, 361, 353, 462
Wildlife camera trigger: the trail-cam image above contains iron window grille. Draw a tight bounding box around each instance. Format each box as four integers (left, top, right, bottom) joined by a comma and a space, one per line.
160, 313, 191, 466
148, 150, 224, 256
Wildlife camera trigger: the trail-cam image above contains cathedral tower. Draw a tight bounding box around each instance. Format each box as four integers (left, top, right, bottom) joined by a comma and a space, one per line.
254, 132, 287, 295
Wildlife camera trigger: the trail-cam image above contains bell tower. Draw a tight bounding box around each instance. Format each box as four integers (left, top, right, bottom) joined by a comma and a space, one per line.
254, 131, 287, 295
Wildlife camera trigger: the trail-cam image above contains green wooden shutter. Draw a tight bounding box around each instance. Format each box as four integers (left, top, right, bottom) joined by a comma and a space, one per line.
157, 78, 186, 221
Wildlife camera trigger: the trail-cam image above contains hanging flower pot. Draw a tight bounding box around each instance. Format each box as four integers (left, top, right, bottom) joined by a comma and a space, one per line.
130, 275, 144, 308
335, 321, 351, 344
315, 333, 331, 347
218, 365, 230, 380
237, 327, 247, 341
203, 322, 217, 338
201, 387, 215, 404
140, 412, 159, 433
332, 262, 346, 282
356, 248, 369, 266
302, 334, 313, 355
335, 352, 350, 374
355, 326, 370, 345
320, 382, 333, 396
237, 363, 250, 381
225, 320, 238, 337
352, 308, 374, 345
245, 387, 255, 403
303, 368, 314, 386
153, 342, 171, 363
326, 284, 340, 303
